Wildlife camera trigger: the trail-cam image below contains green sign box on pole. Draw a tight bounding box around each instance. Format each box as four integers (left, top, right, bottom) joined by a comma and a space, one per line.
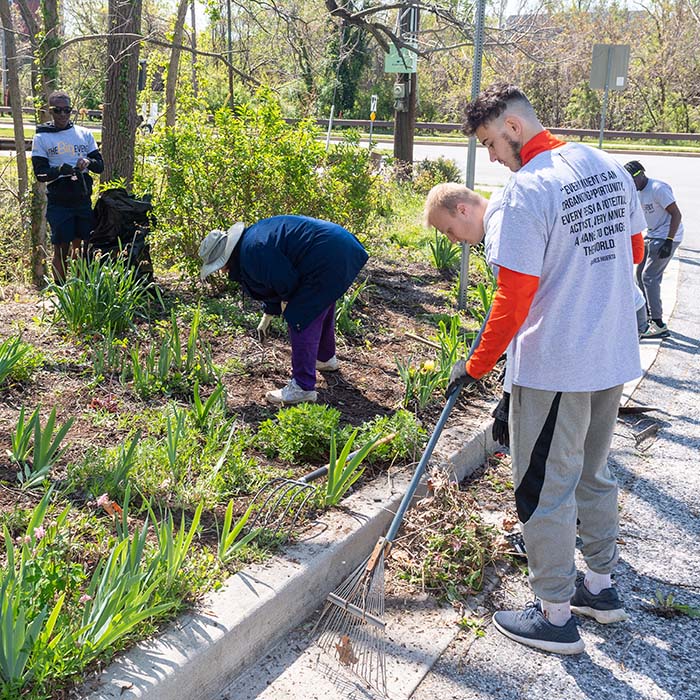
384, 44, 417, 74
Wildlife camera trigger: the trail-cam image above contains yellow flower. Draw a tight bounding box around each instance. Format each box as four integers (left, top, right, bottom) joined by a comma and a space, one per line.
421, 360, 436, 372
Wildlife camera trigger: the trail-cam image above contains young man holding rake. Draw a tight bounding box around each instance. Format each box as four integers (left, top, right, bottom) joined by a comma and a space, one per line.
425, 83, 645, 655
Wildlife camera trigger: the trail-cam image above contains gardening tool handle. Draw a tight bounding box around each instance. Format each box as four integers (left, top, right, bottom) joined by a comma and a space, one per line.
384, 389, 460, 543
300, 432, 398, 484
384, 313, 491, 545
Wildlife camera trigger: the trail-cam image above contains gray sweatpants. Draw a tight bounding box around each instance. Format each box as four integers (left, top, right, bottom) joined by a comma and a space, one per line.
637, 238, 681, 320
509, 384, 623, 603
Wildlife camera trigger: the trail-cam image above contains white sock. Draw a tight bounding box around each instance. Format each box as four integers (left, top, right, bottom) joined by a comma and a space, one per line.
540, 599, 571, 626
584, 570, 611, 595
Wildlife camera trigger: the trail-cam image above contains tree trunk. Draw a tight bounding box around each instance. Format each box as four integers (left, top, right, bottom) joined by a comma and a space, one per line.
165, 0, 189, 127
102, 0, 143, 184
14, 0, 59, 285
393, 6, 418, 180
0, 0, 28, 199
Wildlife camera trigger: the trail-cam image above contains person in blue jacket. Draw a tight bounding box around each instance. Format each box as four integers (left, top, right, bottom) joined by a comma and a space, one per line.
199, 215, 368, 405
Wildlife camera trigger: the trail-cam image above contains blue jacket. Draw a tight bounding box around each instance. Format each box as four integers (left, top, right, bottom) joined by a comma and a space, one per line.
227, 215, 368, 331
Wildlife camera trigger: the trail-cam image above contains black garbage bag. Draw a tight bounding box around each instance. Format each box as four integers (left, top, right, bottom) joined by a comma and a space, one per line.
88, 187, 155, 283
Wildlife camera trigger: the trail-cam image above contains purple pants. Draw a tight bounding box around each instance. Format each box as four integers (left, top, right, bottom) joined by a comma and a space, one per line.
288, 304, 336, 390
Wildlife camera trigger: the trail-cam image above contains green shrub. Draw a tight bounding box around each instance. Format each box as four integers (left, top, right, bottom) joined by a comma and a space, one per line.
134, 90, 387, 279
412, 156, 462, 194
255, 403, 341, 462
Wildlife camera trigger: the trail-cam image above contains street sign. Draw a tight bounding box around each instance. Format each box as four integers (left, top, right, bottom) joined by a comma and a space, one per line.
384, 44, 417, 73
590, 44, 630, 91
370, 94, 378, 112
590, 44, 631, 149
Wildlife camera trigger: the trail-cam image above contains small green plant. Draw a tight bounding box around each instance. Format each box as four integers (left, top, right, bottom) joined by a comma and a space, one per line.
148, 501, 204, 588
0, 492, 68, 694
648, 589, 700, 619
396, 356, 443, 411
90, 331, 129, 382
9, 407, 74, 489
46, 254, 157, 336
335, 277, 369, 336
340, 409, 426, 463
428, 230, 460, 272
323, 431, 379, 507
165, 409, 187, 482
255, 403, 341, 462
77, 528, 176, 658
435, 315, 473, 385
191, 381, 227, 430
217, 501, 261, 563
0, 335, 29, 386
468, 265, 497, 325
128, 308, 218, 399
67, 432, 141, 501
458, 615, 487, 638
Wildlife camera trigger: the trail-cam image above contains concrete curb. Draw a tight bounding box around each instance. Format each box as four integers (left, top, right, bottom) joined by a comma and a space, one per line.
622, 253, 680, 405
82, 416, 497, 700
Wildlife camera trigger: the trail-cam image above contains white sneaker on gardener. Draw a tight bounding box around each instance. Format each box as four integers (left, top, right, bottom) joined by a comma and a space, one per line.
265, 378, 317, 405
316, 356, 339, 371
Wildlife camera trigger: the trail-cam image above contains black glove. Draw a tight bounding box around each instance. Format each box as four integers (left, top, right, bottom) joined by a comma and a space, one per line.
491, 391, 510, 447
59, 163, 75, 176
446, 359, 476, 397
658, 238, 673, 259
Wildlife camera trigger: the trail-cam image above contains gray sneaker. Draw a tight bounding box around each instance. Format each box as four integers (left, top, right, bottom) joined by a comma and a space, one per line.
492, 601, 585, 655
570, 578, 629, 624
640, 320, 670, 339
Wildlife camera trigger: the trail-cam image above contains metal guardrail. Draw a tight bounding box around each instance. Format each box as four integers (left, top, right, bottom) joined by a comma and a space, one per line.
1, 113, 698, 150
0, 106, 103, 119
298, 118, 700, 142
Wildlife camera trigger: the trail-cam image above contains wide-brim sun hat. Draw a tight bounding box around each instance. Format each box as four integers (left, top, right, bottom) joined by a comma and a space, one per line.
199, 222, 245, 281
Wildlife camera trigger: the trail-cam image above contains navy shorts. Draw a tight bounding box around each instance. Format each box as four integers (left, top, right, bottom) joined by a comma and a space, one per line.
46, 204, 94, 245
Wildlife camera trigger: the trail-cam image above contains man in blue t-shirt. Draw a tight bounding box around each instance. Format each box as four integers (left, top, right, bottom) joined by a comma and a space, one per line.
31, 90, 104, 283
624, 160, 683, 338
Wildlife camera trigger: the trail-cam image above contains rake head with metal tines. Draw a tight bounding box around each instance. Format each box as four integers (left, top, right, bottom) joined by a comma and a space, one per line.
314, 539, 388, 695
247, 433, 398, 544
245, 475, 319, 542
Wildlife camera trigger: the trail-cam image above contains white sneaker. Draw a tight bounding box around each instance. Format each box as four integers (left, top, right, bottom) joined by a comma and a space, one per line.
316, 355, 339, 372
265, 378, 317, 405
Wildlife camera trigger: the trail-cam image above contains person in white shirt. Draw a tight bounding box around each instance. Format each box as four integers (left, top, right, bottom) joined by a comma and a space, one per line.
31, 91, 104, 283
624, 160, 682, 338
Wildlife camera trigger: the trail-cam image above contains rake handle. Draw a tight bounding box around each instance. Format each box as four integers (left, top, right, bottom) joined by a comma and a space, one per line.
383, 312, 490, 546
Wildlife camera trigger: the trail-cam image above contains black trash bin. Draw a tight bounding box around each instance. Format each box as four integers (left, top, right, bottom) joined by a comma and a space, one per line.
88, 187, 155, 284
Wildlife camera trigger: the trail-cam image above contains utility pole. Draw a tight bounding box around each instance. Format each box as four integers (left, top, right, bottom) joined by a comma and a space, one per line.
458, 0, 486, 310
393, 5, 418, 176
